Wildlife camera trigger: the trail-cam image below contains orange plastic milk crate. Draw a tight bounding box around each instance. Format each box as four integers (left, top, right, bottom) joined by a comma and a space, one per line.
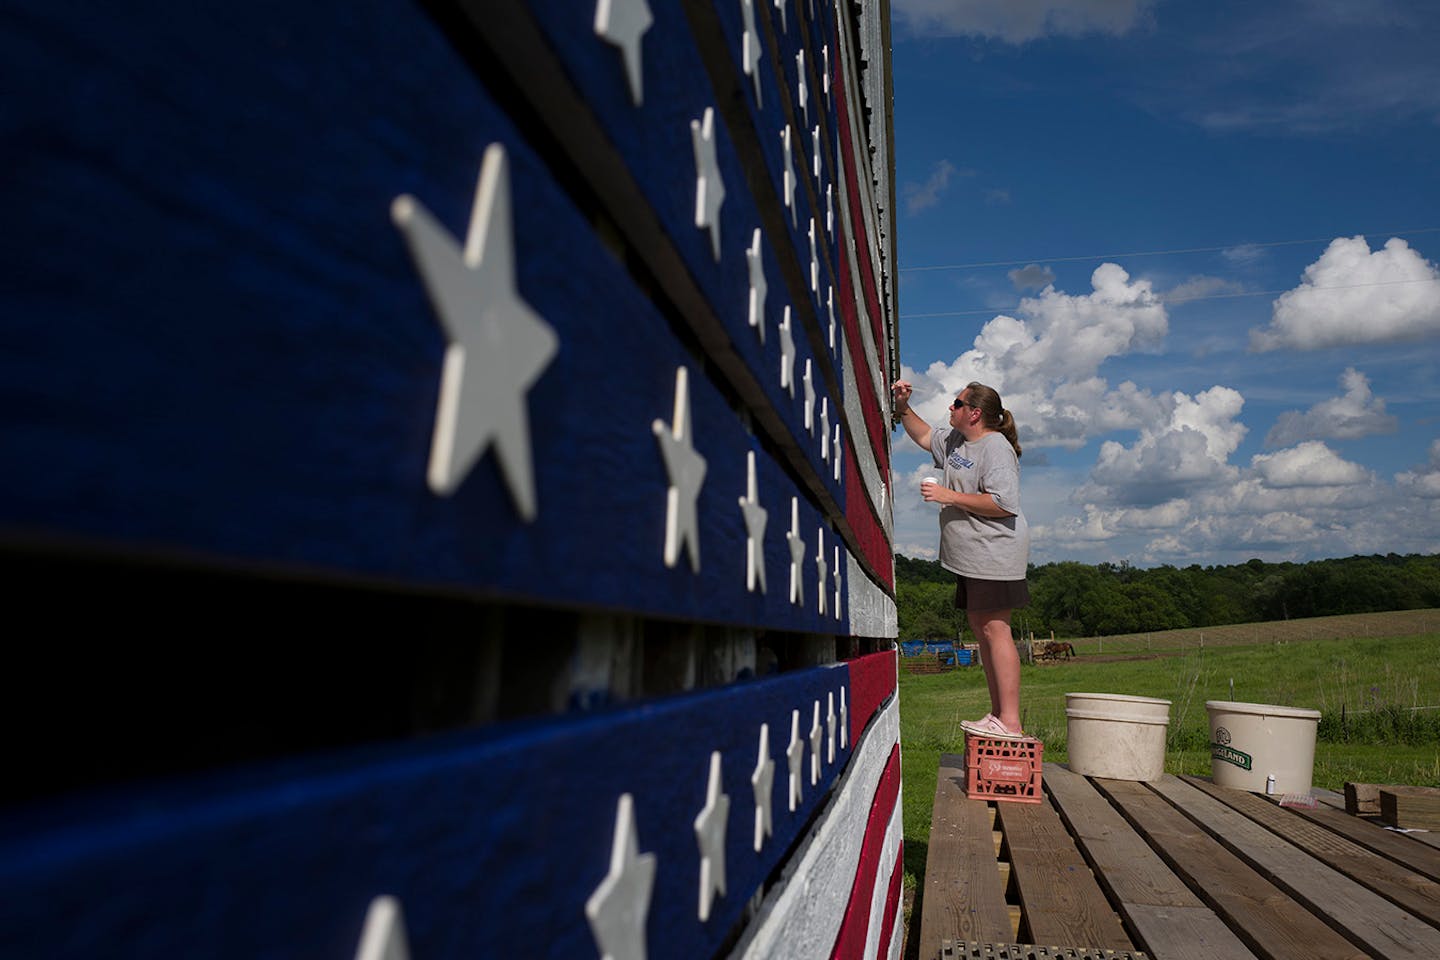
965, 732, 1044, 803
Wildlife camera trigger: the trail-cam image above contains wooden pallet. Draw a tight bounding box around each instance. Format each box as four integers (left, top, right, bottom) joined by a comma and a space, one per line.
917, 760, 1440, 960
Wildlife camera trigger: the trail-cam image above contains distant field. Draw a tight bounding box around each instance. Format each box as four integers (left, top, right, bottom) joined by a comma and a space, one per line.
1056, 607, 1440, 655
898, 610, 1440, 928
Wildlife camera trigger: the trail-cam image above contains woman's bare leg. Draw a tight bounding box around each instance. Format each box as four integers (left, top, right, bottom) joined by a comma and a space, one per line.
969, 608, 1021, 732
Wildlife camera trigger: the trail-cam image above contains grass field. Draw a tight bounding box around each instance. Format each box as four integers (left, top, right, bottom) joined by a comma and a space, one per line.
897, 608, 1440, 935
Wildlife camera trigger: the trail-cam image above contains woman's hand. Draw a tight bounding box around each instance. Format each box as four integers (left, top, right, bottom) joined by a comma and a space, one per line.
890, 379, 913, 413
920, 478, 950, 505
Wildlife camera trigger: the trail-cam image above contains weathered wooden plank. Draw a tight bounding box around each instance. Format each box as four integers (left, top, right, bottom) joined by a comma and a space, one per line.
1044, 764, 1255, 960
1313, 786, 1347, 811
1346, 782, 1382, 816
0, 0, 869, 637
0, 657, 870, 959
995, 787, 1133, 950
1150, 775, 1440, 958
1382, 787, 1440, 831
918, 754, 1013, 957
1261, 789, 1440, 885
1096, 777, 1366, 960
1409, 831, 1440, 851
1183, 775, 1440, 929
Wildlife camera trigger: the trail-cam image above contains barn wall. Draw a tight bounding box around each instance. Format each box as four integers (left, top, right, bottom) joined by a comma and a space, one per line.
0, 0, 901, 956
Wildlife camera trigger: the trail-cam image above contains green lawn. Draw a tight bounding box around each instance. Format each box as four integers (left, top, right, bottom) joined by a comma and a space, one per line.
898, 629, 1440, 916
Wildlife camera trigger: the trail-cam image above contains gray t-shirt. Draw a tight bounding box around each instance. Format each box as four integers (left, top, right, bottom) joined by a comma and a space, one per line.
929, 429, 1030, 581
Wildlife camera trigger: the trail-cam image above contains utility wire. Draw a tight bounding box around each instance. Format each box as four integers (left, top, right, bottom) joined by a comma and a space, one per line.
899, 226, 1440, 273
899, 275, 1440, 319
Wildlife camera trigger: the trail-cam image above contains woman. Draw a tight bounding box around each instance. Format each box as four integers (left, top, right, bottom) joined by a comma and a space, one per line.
892, 379, 1030, 739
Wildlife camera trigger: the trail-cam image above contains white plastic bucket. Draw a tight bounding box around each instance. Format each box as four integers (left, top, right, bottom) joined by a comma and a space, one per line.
1065, 692, 1171, 782
1206, 700, 1321, 794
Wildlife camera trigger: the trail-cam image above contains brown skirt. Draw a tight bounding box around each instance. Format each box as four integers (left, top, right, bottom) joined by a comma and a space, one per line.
954, 575, 1030, 611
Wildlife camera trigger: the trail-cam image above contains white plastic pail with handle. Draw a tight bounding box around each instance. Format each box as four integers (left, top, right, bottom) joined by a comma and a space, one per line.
1065, 692, 1171, 782
1206, 700, 1321, 794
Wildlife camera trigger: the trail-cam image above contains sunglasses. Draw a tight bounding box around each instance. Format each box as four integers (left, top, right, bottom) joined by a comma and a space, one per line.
952, 398, 975, 410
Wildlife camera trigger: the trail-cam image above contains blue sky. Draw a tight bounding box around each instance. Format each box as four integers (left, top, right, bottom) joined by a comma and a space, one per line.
887, 0, 1440, 567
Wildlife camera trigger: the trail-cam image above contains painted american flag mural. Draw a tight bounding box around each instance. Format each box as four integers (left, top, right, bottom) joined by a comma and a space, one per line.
0, 0, 901, 956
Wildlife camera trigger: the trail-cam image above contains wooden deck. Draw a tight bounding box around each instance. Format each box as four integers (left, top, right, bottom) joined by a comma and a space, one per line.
918, 756, 1440, 960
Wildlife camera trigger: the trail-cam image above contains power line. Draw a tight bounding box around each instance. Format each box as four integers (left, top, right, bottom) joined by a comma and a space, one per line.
899, 275, 1440, 320
899, 226, 1440, 273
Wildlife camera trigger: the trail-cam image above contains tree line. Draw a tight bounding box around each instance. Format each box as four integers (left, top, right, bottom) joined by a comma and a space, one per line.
895, 553, 1440, 640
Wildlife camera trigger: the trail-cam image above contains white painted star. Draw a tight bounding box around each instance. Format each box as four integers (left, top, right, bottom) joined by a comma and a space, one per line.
833, 424, 842, 481
826, 183, 834, 237
739, 451, 768, 593
816, 527, 828, 617
692, 107, 726, 261
827, 285, 836, 352
819, 398, 830, 461
741, 0, 762, 107
811, 125, 821, 181
746, 228, 767, 344
751, 722, 775, 850
393, 144, 558, 519
795, 50, 809, 128
840, 688, 849, 749
652, 367, 708, 571
586, 794, 657, 960
826, 692, 837, 763
786, 496, 806, 605
779, 307, 796, 398
786, 708, 804, 810
594, 0, 653, 105
808, 217, 819, 293
353, 896, 410, 960
809, 700, 824, 784
774, 0, 787, 33
802, 359, 815, 433
693, 751, 730, 922
780, 126, 796, 227
823, 43, 831, 102
833, 545, 842, 618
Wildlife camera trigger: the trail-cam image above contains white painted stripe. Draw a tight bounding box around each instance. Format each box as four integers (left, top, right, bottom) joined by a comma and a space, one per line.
887, 908, 904, 960
847, 552, 897, 639
862, 783, 904, 960
728, 694, 901, 960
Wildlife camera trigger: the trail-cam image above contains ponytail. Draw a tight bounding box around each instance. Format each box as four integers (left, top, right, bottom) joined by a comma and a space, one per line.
964, 382, 1023, 458
998, 409, 1022, 459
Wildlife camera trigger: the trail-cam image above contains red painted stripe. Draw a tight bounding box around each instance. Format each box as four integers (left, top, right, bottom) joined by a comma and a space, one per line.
827, 742, 901, 960
874, 842, 905, 960
830, 41, 888, 369
846, 650, 897, 747
845, 441, 893, 589
836, 230, 890, 477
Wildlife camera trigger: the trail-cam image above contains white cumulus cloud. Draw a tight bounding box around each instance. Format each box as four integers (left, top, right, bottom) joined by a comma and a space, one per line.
1265, 367, 1398, 446
1250, 236, 1440, 351
1396, 439, 1440, 499
1080, 386, 1246, 505
893, 0, 1156, 43
905, 263, 1171, 449
902, 159, 968, 214
1009, 264, 1056, 290
1250, 441, 1372, 488
1164, 275, 1245, 303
